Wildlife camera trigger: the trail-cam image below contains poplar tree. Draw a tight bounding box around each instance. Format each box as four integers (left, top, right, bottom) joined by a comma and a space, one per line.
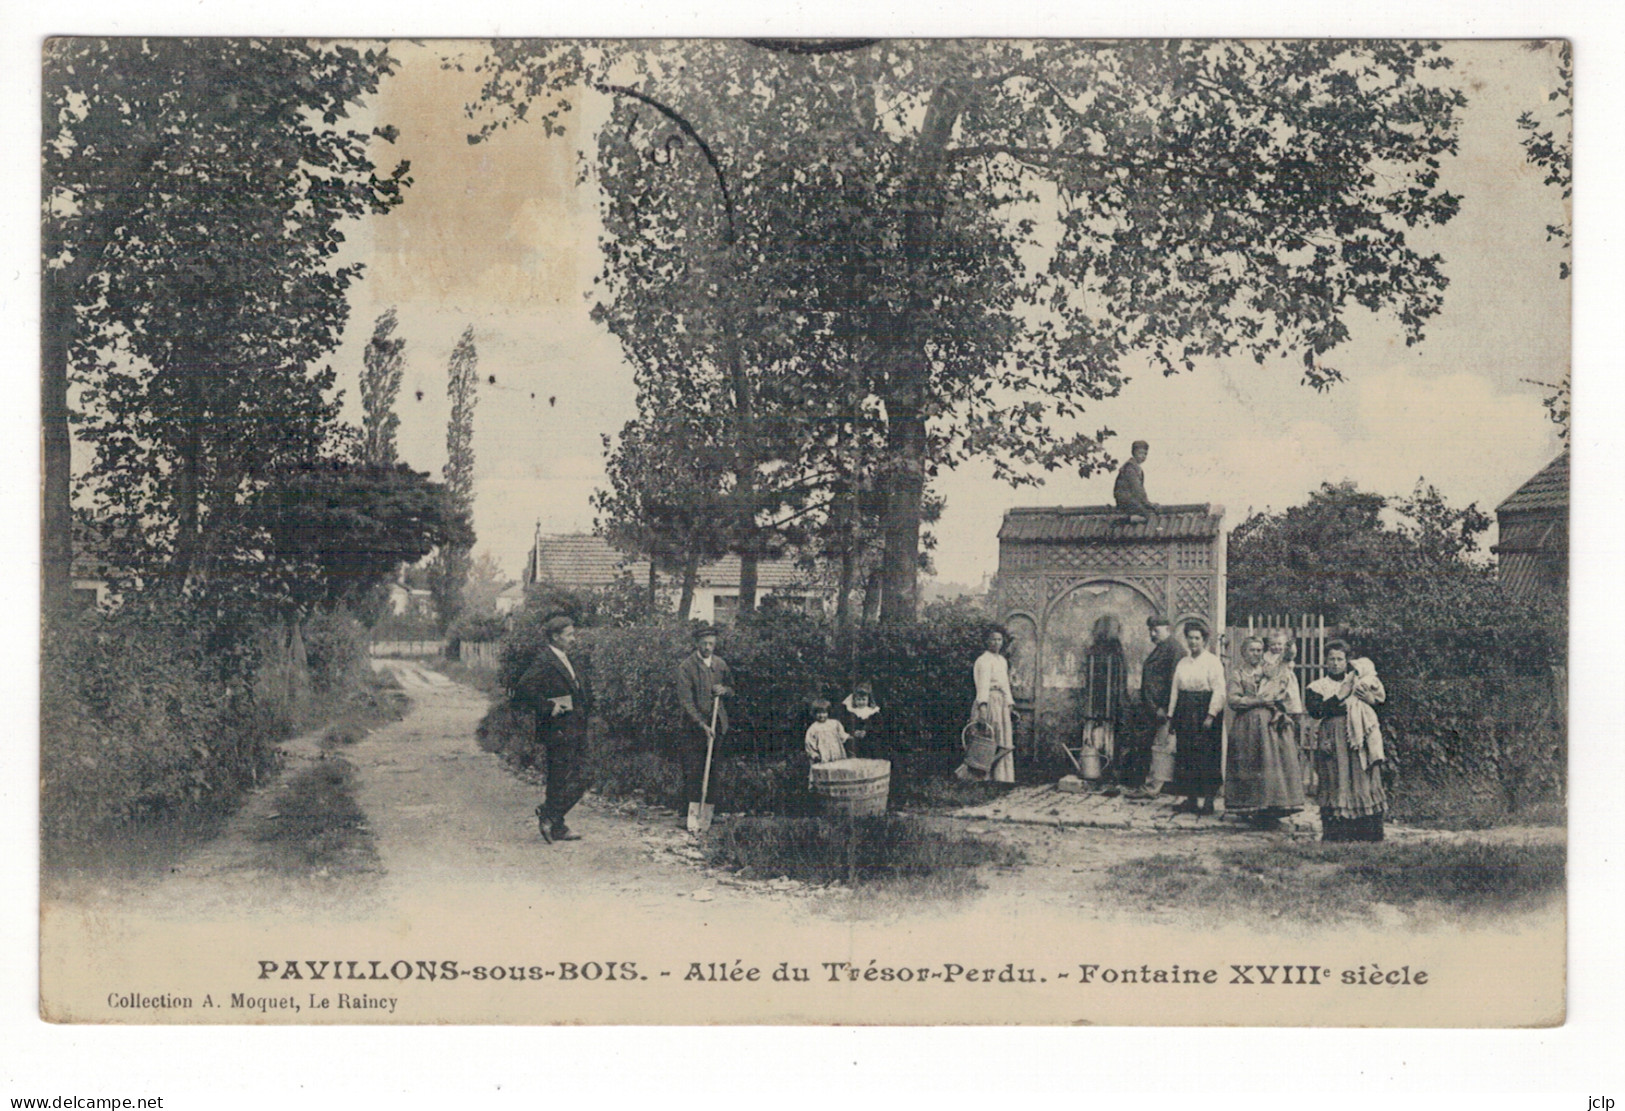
428, 326, 479, 628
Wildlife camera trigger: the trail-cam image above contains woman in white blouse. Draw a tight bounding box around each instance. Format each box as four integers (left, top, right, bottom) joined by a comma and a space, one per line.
1165, 622, 1227, 815
970, 627, 1016, 782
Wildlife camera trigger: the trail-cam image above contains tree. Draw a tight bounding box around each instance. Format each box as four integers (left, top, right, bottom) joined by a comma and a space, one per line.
1227, 479, 1498, 626
43, 38, 411, 612
248, 458, 470, 615
428, 326, 479, 628
476, 40, 1465, 622
459, 551, 514, 618
1518, 39, 1572, 442
361, 308, 408, 466
593, 410, 735, 620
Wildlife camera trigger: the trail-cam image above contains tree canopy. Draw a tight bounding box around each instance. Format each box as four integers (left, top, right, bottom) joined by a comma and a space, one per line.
248, 458, 470, 615
1226, 480, 1519, 628
43, 38, 410, 609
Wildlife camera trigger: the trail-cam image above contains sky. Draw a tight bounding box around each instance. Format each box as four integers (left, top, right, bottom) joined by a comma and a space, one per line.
327, 39, 1571, 585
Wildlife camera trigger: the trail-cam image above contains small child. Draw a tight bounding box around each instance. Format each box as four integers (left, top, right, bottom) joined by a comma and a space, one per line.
804, 698, 850, 766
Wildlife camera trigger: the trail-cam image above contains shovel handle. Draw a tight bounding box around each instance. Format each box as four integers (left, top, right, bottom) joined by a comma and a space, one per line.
698, 693, 720, 808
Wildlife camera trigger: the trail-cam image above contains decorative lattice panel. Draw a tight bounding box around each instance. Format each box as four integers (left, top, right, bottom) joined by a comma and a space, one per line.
1047, 543, 1166, 572
995, 575, 1046, 618
1114, 575, 1171, 611
1173, 577, 1212, 619
1174, 542, 1211, 570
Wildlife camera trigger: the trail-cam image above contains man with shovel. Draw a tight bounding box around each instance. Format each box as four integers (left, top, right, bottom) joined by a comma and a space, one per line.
675, 624, 733, 831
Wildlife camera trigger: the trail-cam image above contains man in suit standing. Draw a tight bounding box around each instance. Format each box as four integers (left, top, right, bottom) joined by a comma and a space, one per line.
1128, 614, 1180, 800
515, 614, 593, 843
674, 623, 732, 824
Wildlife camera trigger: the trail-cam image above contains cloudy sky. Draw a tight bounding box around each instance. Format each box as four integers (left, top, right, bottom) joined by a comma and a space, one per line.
331, 39, 1570, 585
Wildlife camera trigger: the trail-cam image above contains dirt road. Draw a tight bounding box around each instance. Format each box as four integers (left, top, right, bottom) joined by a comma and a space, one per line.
55, 659, 1563, 931
39, 661, 1566, 1025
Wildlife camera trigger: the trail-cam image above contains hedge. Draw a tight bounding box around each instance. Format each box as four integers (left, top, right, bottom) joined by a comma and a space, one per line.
1342, 626, 1566, 814
41, 605, 376, 846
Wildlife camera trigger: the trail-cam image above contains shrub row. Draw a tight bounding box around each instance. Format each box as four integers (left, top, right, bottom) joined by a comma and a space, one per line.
495, 602, 996, 760
1347, 626, 1566, 814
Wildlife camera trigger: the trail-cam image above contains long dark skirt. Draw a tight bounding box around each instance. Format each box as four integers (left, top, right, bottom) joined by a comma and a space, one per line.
1166, 689, 1223, 798
1225, 707, 1305, 815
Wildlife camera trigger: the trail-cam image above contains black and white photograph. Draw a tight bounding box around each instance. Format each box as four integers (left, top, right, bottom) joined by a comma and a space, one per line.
34, 34, 1574, 1030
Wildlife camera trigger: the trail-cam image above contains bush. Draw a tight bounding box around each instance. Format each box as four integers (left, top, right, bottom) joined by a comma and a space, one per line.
446, 612, 507, 649
1346, 626, 1566, 815
705, 814, 1024, 894
42, 603, 388, 850
303, 608, 370, 694
41, 610, 276, 846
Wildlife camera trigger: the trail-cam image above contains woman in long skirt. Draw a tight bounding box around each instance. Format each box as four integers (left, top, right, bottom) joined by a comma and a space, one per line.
1166, 623, 1226, 815
968, 628, 1016, 783
1225, 635, 1305, 827
1304, 641, 1387, 842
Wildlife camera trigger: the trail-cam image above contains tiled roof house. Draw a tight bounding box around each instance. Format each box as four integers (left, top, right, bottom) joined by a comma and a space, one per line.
1494, 451, 1568, 608
524, 531, 821, 623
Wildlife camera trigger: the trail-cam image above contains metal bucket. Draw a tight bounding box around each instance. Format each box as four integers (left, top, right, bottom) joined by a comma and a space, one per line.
961, 720, 999, 773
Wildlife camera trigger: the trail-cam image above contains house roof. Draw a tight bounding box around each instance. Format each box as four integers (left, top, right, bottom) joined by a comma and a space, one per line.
697, 553, 806, 590
530, 534, 809, 591
532, 534, 651, 587
998, 503, 1224, 543
1496, 451, 1568, 515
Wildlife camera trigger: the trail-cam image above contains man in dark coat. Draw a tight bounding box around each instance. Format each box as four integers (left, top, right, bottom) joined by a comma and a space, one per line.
1114, 440, 1157, 523
674, 624, 732, 821
1128, 614, 1180, 799
515, 614, 593, 843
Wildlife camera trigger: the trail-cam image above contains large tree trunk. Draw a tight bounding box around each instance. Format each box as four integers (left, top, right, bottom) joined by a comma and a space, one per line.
878, 408, 927, 624
738, 546, 759, 615
41, 268, 74, 618
876, 82, 965, 625
834, 533, 857, 633
860, 568, 883, 626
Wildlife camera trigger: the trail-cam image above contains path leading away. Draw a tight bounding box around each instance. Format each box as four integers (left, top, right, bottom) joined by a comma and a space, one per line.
40, 660, 1565, 1025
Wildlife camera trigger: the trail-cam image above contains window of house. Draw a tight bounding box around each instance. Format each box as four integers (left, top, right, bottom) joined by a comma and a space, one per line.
711, 595, 739, 625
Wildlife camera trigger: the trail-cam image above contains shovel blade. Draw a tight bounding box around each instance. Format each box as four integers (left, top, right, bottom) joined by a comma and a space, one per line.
686, 802, 714, 834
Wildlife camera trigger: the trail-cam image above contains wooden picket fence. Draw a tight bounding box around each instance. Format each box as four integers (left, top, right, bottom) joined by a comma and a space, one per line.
369, 639, 445, 658
459, 640, 501, 669
1223, 614, 1338, 687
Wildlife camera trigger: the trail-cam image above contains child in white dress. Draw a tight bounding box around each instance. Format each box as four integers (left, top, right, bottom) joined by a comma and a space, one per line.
804, 699, 850, 768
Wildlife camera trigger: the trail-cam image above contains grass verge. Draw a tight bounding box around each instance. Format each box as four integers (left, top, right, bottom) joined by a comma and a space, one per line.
422, 655, 503, 696
1108, 838, 1565, 926
705, 814, 1024, 898
249, 755, 381, 880
43, 670, 408, 892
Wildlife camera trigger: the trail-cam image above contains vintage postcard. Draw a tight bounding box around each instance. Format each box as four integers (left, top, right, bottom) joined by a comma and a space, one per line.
39, 37, 1569, 1026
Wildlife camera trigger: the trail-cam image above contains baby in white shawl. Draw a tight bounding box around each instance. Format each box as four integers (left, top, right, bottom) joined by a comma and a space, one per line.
1307, 657, 1386, 768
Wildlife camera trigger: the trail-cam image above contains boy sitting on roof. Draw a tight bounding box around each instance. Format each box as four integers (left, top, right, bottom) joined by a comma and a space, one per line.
1114, 440, 1158, 524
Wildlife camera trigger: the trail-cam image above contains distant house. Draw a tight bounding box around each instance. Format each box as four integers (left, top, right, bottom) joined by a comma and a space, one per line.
524, 532, 825, 624
493, 582, 526, 617
386, 574, 435, 618
70, 520, 126, 610
70, 548, 113, 611
1494, 451, 1568, 608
